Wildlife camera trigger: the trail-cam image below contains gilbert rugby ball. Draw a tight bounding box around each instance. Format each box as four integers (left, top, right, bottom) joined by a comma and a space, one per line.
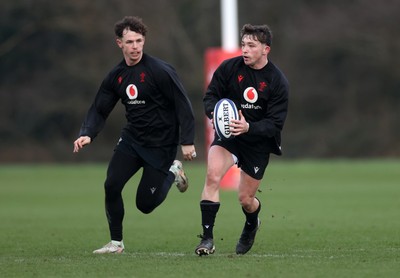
213, 98, 239, 140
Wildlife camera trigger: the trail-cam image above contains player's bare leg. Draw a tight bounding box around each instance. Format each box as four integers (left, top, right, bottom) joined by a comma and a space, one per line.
195, 146, 235, 256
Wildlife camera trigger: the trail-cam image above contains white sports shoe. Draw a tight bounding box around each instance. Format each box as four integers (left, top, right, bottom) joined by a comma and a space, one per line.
170, 160, 189, 193
93, 241, 124, 254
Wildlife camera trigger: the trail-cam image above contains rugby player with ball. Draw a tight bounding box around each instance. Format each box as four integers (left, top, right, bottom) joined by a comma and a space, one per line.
195, 23, 289, 256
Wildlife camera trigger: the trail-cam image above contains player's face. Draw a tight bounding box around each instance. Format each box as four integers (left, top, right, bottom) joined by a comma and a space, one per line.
241, 35, 270, 69
116, 29, 145, 66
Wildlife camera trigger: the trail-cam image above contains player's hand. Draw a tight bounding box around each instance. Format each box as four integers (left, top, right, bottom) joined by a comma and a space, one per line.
230, 110, 249, 136
73, 136, 91, 153
181, 144, 196, 161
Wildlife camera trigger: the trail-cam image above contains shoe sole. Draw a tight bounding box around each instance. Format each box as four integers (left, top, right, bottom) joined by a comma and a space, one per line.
93, 248, 124, 254
195, 246, 215, 256
176, 172, 189, 193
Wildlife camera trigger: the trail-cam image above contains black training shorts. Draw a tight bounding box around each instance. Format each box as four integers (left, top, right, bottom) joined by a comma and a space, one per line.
211, 137, 270, 180
114, 136, 177, 174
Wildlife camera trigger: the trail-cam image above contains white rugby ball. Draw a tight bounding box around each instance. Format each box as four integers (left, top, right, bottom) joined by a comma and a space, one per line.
213, 98, 239, 140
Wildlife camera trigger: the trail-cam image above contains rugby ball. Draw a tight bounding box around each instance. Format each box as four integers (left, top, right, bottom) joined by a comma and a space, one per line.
213, 98, 239, 140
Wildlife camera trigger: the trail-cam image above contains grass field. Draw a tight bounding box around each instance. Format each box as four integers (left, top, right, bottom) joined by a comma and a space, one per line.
0, 160, 399, 277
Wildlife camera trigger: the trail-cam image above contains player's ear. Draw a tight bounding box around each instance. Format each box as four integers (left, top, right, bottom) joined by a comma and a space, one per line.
263, 45, 270, 55
116, 38, 123, 48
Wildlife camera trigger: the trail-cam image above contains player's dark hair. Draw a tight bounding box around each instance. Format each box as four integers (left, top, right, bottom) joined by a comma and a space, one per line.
114, 16, 148, 38
240, 24, 272, 46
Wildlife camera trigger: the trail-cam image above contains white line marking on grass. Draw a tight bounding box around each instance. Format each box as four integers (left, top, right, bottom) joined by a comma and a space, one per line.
106, 247, 400, 259
122, 252, 324, 258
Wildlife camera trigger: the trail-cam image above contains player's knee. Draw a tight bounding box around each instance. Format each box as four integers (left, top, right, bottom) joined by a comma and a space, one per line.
104, 178, 123, 201
206, 170, 223, 188
136, 202, 156, 214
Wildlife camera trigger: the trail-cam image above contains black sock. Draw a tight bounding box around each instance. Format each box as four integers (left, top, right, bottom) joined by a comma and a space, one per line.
242, 198, 261, 231
200, 200, 220, 239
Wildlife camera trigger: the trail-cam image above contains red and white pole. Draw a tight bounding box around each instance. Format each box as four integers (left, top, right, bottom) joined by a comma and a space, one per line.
203, 0, 240, 190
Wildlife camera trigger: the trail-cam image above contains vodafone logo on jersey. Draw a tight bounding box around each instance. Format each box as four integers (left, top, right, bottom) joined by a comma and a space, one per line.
126, 84, 138, 100
243, 87, 258, 103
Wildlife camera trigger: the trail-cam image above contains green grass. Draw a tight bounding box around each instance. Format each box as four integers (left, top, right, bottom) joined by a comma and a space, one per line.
0, 160, 399, 277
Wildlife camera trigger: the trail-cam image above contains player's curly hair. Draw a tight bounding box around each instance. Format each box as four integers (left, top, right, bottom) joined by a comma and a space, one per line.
114, 16, 148, 38
240, 24, 272, 46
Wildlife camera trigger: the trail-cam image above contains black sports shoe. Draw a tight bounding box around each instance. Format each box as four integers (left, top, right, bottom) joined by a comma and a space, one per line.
195, 235, 215, 256
235, 218, 261, 255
